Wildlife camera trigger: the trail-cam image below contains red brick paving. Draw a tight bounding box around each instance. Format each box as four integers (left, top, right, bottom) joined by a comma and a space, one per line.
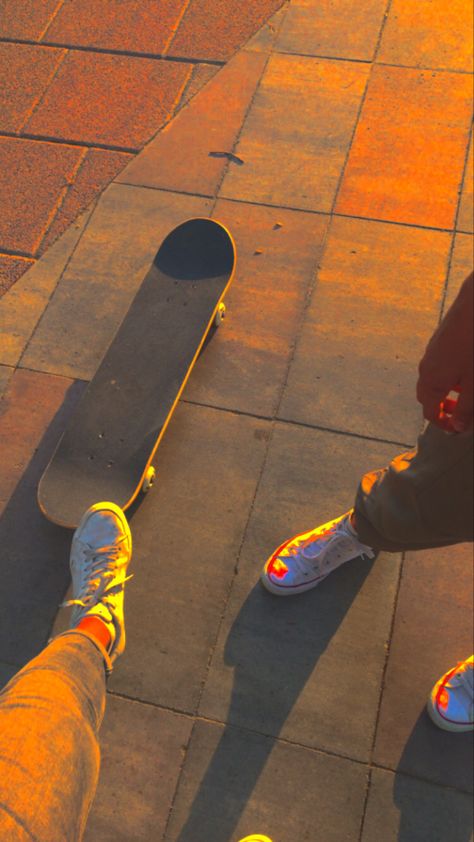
39, 148, 132, 255
0, 255, 35, 296
0, 137, 84, 256
45, 0, 187, 54
25, 51, 191, 148
168, 0, 285, 60
0, 43, 65, 133
0, 0, 286, 295
0, 0, 62, 40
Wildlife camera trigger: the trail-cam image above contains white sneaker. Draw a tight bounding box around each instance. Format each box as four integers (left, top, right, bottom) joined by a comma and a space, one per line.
62, 502, 132, 662
427, 656, 474, 732
261, 511, 375, 596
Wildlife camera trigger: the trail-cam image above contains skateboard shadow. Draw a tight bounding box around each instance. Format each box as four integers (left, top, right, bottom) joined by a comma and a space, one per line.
0, 381, 86, 677
392, 712, 473, 841
175, 555, 374, 842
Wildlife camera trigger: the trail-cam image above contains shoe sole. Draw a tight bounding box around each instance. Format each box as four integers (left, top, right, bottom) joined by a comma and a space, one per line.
426, 698, 474, 732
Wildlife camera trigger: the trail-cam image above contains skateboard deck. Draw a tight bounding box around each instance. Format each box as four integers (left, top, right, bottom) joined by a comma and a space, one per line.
38, 217, 236, 528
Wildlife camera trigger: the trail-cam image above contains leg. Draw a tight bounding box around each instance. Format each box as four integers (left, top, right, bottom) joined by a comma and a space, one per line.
0, 630, 108, 842
0, 501, 132, 842
353, 424, 473, 551
260, 424, 473, 593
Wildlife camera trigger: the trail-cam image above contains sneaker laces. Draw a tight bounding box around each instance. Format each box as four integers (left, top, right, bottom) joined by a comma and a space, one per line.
450, 662, 474, 694
62, 538, 132, 616
286, 519, 350, 566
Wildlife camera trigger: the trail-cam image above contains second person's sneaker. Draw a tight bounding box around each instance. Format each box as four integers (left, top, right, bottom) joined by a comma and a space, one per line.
261, 510, 375, 596
427, 655, 474, 732
62, 502, 133, 662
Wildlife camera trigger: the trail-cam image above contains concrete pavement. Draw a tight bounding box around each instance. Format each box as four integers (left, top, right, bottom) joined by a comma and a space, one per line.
0, 1, 473, 840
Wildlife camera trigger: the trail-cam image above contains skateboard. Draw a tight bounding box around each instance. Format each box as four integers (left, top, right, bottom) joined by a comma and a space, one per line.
38, 217, 236, 528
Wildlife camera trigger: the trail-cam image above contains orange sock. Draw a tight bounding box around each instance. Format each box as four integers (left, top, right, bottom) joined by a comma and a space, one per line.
77, 616, 112, 652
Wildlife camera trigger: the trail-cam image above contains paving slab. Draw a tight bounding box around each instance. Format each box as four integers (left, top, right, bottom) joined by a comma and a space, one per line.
21, 186, 211, 380
220, 53, 370, 212
0, 137, 84, 256
0, 255, 35, 297
184, 199, 329, 418
83, 694, 192, 842
167, 0, 286, 61
443, 233, 474, 313
45, 0, 188, 54
0, 368, 85, 666
165, 719, 368, 842
200, 422, 401, 760
0, 0, 61, 39
244, 7, 288, 53
377, 0, 474, 72
0, 43, 65, 133
0, 365, 13, 398
374, 543, 474, 792
336, 65, 473, 230
25, 51, 192, 149
457, 132, 473, 234
39, 149, 132, 255
279, 216, 450, 444
0, 208, 92, 367
362, 767, 474, 842
117, 49, 268, 196
276, 0, 387, 62
180, 63, 219, 107
103, 403, 270, 712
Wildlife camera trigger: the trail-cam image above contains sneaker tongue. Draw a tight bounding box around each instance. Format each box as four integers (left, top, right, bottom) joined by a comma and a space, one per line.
86, 602, 114, 632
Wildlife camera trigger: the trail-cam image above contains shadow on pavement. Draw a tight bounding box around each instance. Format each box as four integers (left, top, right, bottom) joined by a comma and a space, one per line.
394, 712, 474, 842
0, 381, 86, 676
176, 558, 373, 842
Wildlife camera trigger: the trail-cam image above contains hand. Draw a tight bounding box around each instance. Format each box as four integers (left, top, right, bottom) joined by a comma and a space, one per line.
416, 272, 473, 433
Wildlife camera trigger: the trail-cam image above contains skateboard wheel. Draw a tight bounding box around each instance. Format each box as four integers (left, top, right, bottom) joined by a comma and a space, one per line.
214, 302, 226, 327
142, 466, 156, 493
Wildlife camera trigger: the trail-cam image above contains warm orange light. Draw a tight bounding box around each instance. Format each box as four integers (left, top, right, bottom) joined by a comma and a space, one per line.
268, 557, 288, 579
437, 688, 449, 710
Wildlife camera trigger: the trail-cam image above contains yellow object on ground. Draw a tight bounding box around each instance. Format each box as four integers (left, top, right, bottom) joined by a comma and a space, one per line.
238, 836, 273, 842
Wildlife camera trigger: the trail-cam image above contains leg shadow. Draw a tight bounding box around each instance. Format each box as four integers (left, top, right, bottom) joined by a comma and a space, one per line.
394, 712, 473, 842
175, 555, 374, 841
0, 381, 86, 674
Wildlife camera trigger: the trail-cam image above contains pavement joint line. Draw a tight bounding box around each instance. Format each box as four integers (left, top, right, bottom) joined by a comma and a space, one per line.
107, 688, 373, 769
34, 148, 88, 259
273, 46, 474, 76
37, 0, 67, 42
13, 206, 96, 372
331, 210, 457, 236
107, 689, 474, 796
182, 398, 416, 451
17, 48, 68, 136
0, 247, 38, 260
162, 0, 194, 56
0, 131, 138, 154
374, 0, 395, 63
2, 38, 472, 75
0, 36, 226, 66
212, 0, 291, 203
357, 549, 406, 840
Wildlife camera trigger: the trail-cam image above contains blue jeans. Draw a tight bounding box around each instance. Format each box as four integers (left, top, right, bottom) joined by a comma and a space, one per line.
0, 631, 111, 842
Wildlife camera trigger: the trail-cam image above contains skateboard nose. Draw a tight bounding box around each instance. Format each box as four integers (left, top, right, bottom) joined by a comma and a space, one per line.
155, 218, 235, 281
